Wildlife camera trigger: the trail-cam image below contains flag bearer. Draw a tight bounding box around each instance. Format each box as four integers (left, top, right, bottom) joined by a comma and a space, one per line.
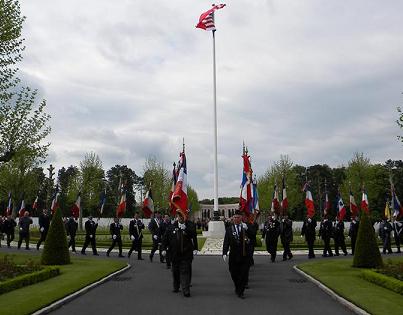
128, 212, 145, 259
301, 215, 317, 259
107, 217, 124, 257
81, 216, 99, 255
36, 209, 50, 250
319, 215, 333, 257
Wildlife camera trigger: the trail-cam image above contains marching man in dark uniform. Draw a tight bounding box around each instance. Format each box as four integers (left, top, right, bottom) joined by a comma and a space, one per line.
36, 209, 50, 250
0, 216, 4, 247
319, 215, 333, 257
379, 217, 393, 254
149, 211, 163, 262
301, 215, 317, 259
18, 211, 33, 250
3, 215, 16, 248
161, 211, 198, 298
128, 212, 145, 259
348, 216, 359, 255
262, 214, 280, 262
333, 218, 347, 256
81, 216, 99, 255
223, 210, 253, 299
392, 215, 402, 253
160, 214, 173, 268
107, 217, 124, 257
280, 215, 293, 260
65, 216, 78, 252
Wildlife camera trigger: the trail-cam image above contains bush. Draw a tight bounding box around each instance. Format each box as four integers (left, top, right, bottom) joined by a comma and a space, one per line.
361, 269, 403, 295
0, 267, 60, 295
353, 212, 383, 268
0, 255, 41, 281
41, 207, 70, 265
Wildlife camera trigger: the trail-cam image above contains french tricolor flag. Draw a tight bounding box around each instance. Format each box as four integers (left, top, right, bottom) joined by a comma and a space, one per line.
71, 192, 81, 219
239, 148, 253, 215
169, 163, 178, 216
303, 182, 315, 218
281, 177, 288, 214
116, 191, 126, 218
18, 198, 26, 217
324, 192, 331, 216
142, 188, 154, 219
5, 192, 12, 216
337, 193, 346, 221
271, 183, 280, 214
392, 188, 403, 219
361, 188, 369, 214
172, 151, 188, 219
349, 190, 358, 218
51, 186, 60, 215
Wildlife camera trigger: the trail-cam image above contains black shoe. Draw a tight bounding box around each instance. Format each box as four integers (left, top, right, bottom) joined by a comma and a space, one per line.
335, 253, 339, 256
184, 292, 190, 298
138, 258, 144, 260
26, 247, 30, 250
106, 252, 110, 257
149, 255, 153, 262
173, 289, 179, 293
288, 255, 293, 260
93, 253, 99, 256
81, 252, 86, 255
36, 246, 40, 251
166, 265, 171, 269
7, 245, 10, 248
282, 258, 287, 261
322, 254, 328, 257
118, 254, 124, 258
245, 285, 249, 289
237, 293, 245, 299
344, 252, 348, 256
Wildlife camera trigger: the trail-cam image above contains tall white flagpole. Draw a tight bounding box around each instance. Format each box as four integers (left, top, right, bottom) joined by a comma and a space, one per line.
212, 28, 219, 219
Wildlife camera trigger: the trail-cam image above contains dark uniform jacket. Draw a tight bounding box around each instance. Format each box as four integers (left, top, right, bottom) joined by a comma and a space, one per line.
65, 218, 78, 237
109, 222, 123, 237
301, 218, 317, 240
3, 218, 16, 234
333, 221, 345, 241
348, 220, 359, 238
280, 219, 293, 243
148, 218, 162, 240
262, 219, 280, 242
85, 219, 98, 236
319, 219, 333, 239
38, 214, 50, 232
129, 219, 144, 239
223, 223, 253, 262
379, 221, 392, 240
162, 220, 197, 262
19, 217, 33, 233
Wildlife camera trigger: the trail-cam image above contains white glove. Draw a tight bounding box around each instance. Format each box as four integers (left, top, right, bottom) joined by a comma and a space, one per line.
113, 234, 117, 240
162, 250, 167, 257
19, 227, 23, 231
179, 223, 186, 230
261, 238, 264, 243
222, 255, 227, 262
89, 234, 93, 239
67, 236, 71, 240
242, 223, 248, 230
300, 235, 303, 238
130, 235, 135, 241
153, 235, 158, 240
40, 227, 44, 232
193, 250, 198, 256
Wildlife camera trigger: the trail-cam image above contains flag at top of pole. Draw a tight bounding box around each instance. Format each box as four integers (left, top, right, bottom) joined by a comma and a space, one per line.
196, 4, 226, 31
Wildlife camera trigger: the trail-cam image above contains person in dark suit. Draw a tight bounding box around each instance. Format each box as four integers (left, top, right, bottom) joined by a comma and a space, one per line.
3, 215, 16, 248
128, 212, 145, 259
262, 214, 280, 262
301, 216, 317, 259
333, 219, 347, 256
81, 216, 99, 255
160, 214, 173, 268
379, 218, 393, 254
18, 211, 33, 250
280, 215, 293, 260
392, 216, 402, 253
319, 215, 333, 257
348, 216, 359, 255
161, 211, 198, 297
65, 216, 78, 252
36, 209, 50, 250
148, 211, 163, 262
107, 217, 124, 257
223, 210, 253, 299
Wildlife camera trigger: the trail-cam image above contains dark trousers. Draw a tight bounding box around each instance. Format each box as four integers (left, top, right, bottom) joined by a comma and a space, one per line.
81, 235, 98, 255
229, 257, 250, 296
107, 237, 123, 255
307, 238, 315, 258
393, 232, 401, 253
322, 237, 333, 256
68, 236, 76, 251
282, 241, 292, 260
382, 237, 392, 254
266, 238, 278, 262
351, 236, 357, 255
36, 231, 48, 249
18, 232, 30, 249
172, 259, 192, 295
128, 238, 143, 259
166, 250, 172, 267
6, 233, 14, 247
150, 239, 163, 262
335, 238, 347, 255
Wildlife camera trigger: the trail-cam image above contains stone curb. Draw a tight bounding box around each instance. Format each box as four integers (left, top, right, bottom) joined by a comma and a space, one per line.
293, 265, 370, 315
31, 263, 131, 315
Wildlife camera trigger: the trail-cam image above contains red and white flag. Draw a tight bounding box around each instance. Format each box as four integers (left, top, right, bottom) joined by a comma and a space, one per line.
142, 188, 154, 219
116, 191, 126, 218
361, 188, 369, 214
18, 199, 25, 217
196, 4, 226, 31
349, 190, 358, 218
337, 193, 346, 221
271, 183, 280, 214
172, 151, 188, 219
240, 147, 253, 215
71, 193, 81, 219
32, 195, 39, 212
5, 192, 12, 216
303, 183, 315, 218
51, 186, 60, 215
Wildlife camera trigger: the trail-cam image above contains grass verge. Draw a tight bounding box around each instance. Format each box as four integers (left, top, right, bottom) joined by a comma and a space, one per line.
0, 252, 127, 315
298, 257, 403, 315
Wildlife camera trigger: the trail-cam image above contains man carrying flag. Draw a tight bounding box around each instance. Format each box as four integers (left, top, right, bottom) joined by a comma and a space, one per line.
391, 184, 402, 253
280, 177, 293, 261
301, 182, 317, 259
36, 209, 50, 250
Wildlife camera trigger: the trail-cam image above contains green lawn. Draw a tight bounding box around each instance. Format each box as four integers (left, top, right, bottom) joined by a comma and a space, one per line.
298, 257, 403, 315
0, 253, 127, 315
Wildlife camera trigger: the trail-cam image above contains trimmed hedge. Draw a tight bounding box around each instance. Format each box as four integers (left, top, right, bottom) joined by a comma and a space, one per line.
42, 207, 70, 265
353, 212, 383, 268
361, 269, 403, 295
0, 266, 60, 295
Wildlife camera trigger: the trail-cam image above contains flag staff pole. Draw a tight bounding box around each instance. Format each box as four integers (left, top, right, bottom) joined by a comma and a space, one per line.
212, 27, 219, 220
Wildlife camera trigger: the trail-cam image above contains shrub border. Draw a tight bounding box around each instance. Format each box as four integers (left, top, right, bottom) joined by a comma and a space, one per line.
0, 267, 60, 295
361, 269, 403, 295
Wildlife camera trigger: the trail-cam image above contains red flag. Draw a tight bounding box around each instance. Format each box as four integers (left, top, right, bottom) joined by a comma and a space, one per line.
32, 195, 39, 212
172, 151, 188, 219
361, 188, 369, 214
196, 4, 226, 31
239, 146, 253, 215
142, 189, 154, 219
116, 192, 126, 218
349, 190, 358, 217
18, 199, 26, 217
71, 193, 81, 219
303, 183, 315, 218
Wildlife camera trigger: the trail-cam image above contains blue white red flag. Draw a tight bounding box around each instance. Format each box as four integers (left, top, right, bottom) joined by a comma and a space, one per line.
281, 177, 288, 214
5, 192, 12, 216
172, 151, 188, 219
239, 146, 253, 215
71, 192, 81, 219
392, 187, 403, 219
349, 190, 358, 218
143, 188, 154, 219
303, 182, 315, 218
337, 192, 346, 221
18, 198, 25, 217
51, 185, 60, 215
271, 183, 280, 214
361, 188, 369, 214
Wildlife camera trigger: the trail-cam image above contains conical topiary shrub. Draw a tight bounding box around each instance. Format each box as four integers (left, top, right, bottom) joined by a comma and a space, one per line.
353, 211, 383, 268
41, 207, 70, 265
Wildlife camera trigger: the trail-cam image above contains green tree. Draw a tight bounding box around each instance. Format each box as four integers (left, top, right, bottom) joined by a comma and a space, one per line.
187, 184, 200, 214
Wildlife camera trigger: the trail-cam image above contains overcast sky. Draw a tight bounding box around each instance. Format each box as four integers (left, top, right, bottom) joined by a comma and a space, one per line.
19, 0, 403, 199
